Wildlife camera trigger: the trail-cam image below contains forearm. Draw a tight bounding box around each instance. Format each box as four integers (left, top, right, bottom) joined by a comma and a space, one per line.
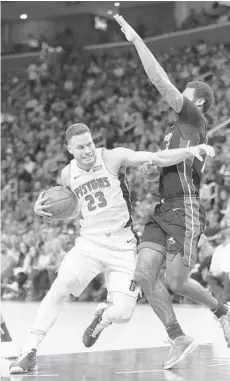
133, 35, 168, 84
132, 35, 183, 112
153, 147, 193, 167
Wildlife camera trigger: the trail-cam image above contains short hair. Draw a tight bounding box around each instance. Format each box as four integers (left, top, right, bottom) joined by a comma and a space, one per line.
66, 123, 90, 143
186, 81, 214, 113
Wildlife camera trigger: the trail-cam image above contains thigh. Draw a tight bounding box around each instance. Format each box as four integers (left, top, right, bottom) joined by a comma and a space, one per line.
136, 217, 167, 281
160, 198, 205, 268
58, 238, 104, 297
140, 216, 168, 255
166, 251, 191, 285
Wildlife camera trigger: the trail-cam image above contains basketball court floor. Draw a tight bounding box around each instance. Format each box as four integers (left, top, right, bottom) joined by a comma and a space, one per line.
1, 301, 230, 380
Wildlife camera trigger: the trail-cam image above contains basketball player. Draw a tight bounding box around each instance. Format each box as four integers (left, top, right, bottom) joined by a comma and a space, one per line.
1, 313, 18, 358
9, 123, 214, 374
114, 14, 230, 369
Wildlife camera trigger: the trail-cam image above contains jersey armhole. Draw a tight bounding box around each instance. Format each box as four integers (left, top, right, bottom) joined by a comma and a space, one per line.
65, 162, 72, 189
101, 148, 118, 177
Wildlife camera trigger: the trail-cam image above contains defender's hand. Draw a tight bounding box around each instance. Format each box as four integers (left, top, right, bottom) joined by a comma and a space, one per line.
189, 144, 215, 162
34, 191, 53, 218
139, 162, 156, 176
114, 14, 138, 42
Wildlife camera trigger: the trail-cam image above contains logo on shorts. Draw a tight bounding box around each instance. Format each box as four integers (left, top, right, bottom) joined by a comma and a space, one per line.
168, 237, 176, 245
127, 238, 134, 243
129, 280, 138, 292
173, 208, 180, 212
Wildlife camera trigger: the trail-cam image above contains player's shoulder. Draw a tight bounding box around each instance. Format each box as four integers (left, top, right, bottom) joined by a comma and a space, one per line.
179, 96, 205, 123
101, 148, 122, 175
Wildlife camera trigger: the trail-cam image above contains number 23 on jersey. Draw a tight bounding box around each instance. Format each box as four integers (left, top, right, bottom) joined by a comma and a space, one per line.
85, 191, 107, 211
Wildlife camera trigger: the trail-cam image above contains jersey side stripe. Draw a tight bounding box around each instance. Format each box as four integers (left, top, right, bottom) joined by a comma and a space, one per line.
118, 171, 132, 228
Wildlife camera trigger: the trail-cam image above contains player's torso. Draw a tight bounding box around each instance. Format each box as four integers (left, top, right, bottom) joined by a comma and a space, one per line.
160, 119, 207, 198
69, 148, 132, 233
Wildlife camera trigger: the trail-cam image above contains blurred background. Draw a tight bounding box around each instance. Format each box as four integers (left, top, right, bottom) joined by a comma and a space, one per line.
1, 1, 230, 305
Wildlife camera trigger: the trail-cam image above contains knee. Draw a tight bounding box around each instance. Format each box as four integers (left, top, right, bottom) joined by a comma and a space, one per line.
109, 297, 136, 324
167, 275, 186, 294
48, 276, 73, 299
134, 249, 153, 284
111, 307, 133, 324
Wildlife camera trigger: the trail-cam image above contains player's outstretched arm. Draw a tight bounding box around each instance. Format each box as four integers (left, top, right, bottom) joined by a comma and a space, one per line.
108, 145, 215, 169
114, 14, 183, 113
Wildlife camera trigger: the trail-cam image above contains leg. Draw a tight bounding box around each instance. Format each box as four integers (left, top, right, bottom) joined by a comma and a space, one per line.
166, 251, 230, 347
83, 231, 139, 347
206, 274, 223, 301
1, 312, 13, 342
166, 252, 220, 309
134, 219, 185, 339
10, 240, 103, 374
223, 272, 230, 303
0, 313, 18, 359
134, 218, 167, 298
134, 215, 197, 369
27, 249, 103, 350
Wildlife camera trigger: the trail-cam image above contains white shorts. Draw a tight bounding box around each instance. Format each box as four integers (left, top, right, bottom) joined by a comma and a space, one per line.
58, 227, 139, 299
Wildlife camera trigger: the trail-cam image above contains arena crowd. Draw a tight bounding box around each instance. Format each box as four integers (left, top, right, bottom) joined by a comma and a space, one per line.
1, 12, 230, 303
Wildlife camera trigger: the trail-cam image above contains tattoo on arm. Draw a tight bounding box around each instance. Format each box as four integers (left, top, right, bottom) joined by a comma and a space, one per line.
133, 36, 183, 113
153, 77, 183, 113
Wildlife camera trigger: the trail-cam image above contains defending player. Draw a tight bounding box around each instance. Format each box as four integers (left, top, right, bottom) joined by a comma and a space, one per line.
114, 14, 230, 369
9, 124, 214, 374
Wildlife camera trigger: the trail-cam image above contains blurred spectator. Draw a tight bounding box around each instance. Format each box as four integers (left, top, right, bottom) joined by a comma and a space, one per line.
206, 229, 230, 303
1, 33, 230, 303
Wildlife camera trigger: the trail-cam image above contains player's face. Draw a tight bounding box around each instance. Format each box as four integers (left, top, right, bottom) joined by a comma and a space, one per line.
182, 87, 205, 108
68, 132, 96, 169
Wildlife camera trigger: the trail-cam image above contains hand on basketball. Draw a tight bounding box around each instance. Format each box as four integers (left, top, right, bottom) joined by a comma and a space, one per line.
114, 14, 138, 42
189, 144, 215, 161
34, 191, 53, 218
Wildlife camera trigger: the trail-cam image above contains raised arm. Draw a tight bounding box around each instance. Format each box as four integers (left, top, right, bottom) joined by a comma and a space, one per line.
106, 145, 214, 172
114, 14, 183, 113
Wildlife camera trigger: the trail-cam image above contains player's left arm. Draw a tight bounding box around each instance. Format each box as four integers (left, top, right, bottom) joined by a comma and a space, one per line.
114, 15, 183, 113
107, 145, 214, 170
60, 166, 81, 220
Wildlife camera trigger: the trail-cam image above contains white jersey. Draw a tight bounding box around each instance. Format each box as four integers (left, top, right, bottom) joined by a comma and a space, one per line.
69, 148, 132, 234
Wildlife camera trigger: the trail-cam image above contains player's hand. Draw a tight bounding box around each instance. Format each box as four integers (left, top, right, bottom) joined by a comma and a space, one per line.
189, 144, 215, 161
114, 14, 138, 42
34, 191, 53, 218
139, 162, 156, 175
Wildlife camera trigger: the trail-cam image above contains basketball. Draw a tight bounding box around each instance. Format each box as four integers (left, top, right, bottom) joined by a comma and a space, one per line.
43, 186, 78, 220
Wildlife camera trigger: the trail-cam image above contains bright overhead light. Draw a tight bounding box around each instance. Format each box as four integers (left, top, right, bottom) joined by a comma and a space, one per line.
114, 2, 120, 6
107, 10, 113, 15
20, 14, 27, 20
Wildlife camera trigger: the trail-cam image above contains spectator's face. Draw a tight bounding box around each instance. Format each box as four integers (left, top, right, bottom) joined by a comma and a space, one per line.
220, 190, 228, 200
182, 87, 205, 108
67, 133, 96, 169
20, 242, 27, 253
29, 247, 37, 257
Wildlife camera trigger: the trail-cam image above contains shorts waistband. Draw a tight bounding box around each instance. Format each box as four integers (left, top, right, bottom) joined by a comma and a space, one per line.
80, 225, 133, 236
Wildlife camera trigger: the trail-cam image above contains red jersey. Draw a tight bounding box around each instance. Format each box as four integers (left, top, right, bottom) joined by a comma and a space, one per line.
159, 97, 208, 199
